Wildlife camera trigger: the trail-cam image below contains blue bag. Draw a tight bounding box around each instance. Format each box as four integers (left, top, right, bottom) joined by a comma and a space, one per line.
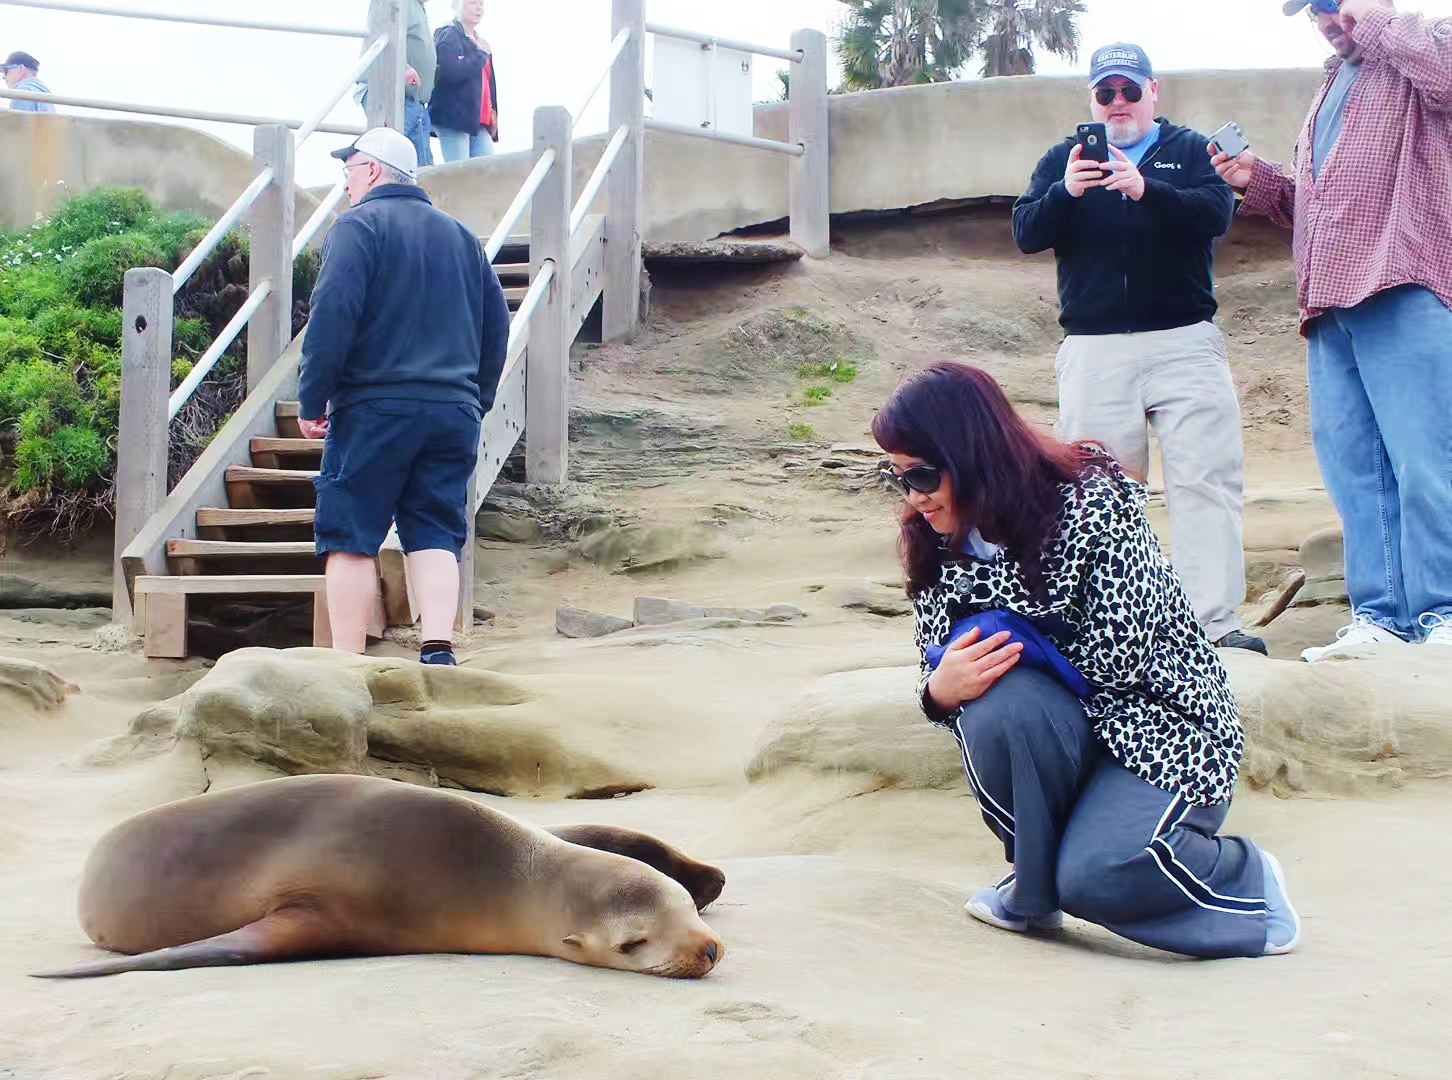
923, 610, 1091, 699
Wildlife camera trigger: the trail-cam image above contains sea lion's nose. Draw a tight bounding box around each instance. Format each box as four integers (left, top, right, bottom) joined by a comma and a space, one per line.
704, 942, 718, 963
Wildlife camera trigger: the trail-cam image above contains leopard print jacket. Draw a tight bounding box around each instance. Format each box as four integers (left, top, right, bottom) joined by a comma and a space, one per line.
912, 456, 1244, 806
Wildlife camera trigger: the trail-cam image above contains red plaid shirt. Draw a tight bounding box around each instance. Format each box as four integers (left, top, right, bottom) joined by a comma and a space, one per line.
1239, 6, 1452, 333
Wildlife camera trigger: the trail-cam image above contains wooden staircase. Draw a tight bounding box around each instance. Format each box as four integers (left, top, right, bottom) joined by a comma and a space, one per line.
122, 224, 603, 659
133, 403, 338, 658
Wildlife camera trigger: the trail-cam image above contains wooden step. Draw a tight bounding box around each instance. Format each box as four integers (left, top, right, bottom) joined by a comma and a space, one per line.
493, 261, 529, 280
195, 508, 316, 529
250, 436, 324, 469
133, 574, 329, 658
225, 466, 319, 510
167, 539, 318, 577
275, 400, 302, 438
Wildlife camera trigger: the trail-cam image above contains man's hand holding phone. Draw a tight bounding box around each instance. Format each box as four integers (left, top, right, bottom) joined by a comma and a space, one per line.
1063, 143, 1110, 198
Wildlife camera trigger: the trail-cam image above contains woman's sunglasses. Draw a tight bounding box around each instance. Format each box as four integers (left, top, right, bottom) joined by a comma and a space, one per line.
1094, 83, 1144, 106
880, 464, 943, 497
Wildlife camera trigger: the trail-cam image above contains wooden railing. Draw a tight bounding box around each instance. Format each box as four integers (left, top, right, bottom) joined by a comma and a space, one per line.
3, 0, 830, 635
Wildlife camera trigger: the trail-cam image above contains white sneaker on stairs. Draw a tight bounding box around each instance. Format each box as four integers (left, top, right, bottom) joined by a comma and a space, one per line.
1300, 617, 1409, 663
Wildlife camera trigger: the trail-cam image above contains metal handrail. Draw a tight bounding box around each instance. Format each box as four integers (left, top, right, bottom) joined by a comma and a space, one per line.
645, 117, 805, 157
500, 260, 556, 381
570, 124, 629, 237
296, 36, 389, 147
294, 181, 349, 260
645, 22, 803, 63
572, 27, 631, 131
168, 280, 273, 419
483, 149, 558, 263
170, 168, 275, 295
0, 0, 367, 37
0, 88, 365, 134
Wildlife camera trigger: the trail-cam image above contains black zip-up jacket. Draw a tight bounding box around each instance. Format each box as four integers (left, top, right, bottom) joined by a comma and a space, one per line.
298, 186, 509, 421
429, 21, 497, 136
1012, 119, 1235, 336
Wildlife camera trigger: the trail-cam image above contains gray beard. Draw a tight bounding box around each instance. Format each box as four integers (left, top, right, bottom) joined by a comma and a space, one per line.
1108, 119, 1149, 147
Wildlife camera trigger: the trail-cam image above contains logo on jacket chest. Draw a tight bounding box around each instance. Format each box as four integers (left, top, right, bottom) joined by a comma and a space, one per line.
1152, 162, 1182, 170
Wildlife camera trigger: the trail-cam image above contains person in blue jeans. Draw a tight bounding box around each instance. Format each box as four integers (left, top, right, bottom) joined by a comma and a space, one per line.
298, 128, 509, 665
874, 362, 1301, 958
1214, 0, 1452, 660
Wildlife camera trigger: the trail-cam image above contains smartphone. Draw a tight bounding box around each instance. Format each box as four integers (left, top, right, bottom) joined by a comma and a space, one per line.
1209, 121, 1251, 159
1076, 122, 1110, 164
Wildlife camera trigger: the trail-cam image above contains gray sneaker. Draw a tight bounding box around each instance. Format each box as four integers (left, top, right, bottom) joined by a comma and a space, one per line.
964, 885, 1064, 934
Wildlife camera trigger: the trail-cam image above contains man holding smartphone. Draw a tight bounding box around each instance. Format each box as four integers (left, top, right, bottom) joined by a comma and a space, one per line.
1212, 0, 1452, 662
1013, 44, 1264, 655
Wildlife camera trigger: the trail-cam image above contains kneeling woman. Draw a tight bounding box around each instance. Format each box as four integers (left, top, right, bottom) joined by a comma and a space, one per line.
873, 362, 1299, 958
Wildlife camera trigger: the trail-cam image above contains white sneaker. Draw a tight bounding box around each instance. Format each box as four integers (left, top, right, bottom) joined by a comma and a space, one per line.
1421, 612, 1452, 647
1300, 617, 1408, 663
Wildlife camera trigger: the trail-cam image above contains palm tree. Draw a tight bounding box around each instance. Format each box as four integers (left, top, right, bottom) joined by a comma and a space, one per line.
835, 0, 1083, 89
977, 0, 1086, 78
836, 0, 982, 91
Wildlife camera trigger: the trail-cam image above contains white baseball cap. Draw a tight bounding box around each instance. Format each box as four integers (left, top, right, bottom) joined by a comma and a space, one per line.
330, 126, 419, 179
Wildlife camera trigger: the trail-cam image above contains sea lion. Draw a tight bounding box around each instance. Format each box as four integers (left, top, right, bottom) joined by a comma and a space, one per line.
546, 824, 726, 911
34, 774, 723, 980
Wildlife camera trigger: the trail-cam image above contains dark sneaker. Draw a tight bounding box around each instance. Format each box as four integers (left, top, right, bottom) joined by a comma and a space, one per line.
419, 641, 458, 666
1215, 629, 1268, 655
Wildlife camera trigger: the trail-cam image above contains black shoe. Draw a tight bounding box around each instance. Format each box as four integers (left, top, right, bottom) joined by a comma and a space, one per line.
1214, 629, 1268, 655
419, 640, 458, 666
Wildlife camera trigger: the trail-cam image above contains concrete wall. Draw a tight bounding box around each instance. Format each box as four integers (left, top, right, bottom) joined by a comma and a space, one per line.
8, 68, 1325, 246
0, 110, 323, 234
420, 67, 1324, 244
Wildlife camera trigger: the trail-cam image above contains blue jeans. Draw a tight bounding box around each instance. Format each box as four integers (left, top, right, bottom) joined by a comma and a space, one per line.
403, 97, 434, 168
1307, 285, 1452, 640
436, 127, 495, 163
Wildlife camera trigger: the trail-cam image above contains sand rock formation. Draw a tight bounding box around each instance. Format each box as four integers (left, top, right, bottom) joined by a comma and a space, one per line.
1225, 649, 1452, 795
0, 656, 75, 711
748, 651, 1452, 798
92, 648, 731, 797
747, 666, 961, 789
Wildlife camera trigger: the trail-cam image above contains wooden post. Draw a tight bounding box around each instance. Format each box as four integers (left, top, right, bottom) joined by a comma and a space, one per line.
113, 268, 174, 625
526, 105, 572, 485
365, 0, 406, 131
456, 474, 476, 634
247, 124, 295, 392
789, 29, 830, 259
604, 0, 645, 343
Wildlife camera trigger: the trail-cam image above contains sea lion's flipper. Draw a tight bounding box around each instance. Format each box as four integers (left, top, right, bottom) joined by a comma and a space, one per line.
548, 824, 726, 910
31, 906, 338, 979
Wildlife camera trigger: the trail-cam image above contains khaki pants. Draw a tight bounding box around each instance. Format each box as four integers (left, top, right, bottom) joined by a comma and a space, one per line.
1056, 321, 1247, 641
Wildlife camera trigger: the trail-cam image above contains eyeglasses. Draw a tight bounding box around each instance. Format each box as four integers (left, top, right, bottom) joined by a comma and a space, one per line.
1094, 82, 1144, 106
879, 464, 943, 497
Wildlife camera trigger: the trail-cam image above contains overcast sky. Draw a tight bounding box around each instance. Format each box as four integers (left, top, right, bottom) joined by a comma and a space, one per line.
6, 0, 1452, 187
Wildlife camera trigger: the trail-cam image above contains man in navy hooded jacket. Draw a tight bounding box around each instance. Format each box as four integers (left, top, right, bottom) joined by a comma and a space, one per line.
1013, 43, 1265, 657
298, 126, 509, 667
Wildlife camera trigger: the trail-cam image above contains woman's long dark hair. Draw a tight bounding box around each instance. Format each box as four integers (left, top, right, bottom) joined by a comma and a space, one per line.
871, 362, 1094, 599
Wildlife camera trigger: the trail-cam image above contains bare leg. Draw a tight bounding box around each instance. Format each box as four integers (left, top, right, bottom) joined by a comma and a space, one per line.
406, 548, 460, 645
324, 553, 377, 653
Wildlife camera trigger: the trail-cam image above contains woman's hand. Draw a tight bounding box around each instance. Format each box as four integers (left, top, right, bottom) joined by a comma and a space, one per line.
926, 628, 1023, 711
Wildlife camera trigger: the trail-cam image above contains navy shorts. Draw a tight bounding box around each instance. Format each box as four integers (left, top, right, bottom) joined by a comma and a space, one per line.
314, 398, 482, 559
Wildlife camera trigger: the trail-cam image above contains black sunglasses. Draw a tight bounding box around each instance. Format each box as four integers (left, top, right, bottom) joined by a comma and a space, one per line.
880, 464, 943, 497
1094, 82, 1144, 106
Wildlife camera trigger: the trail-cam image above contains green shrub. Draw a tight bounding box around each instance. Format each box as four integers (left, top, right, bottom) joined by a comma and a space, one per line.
0, 186, 313, 520
787, 422, 818, 441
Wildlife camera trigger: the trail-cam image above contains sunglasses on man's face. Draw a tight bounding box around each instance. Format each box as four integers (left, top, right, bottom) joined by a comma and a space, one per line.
1094, 82, 1144, 106
880, 464, 943, 497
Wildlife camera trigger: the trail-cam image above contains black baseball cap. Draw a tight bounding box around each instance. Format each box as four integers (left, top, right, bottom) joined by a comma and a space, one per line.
1087, 43, 1153, 87
1, 51, 40, 72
